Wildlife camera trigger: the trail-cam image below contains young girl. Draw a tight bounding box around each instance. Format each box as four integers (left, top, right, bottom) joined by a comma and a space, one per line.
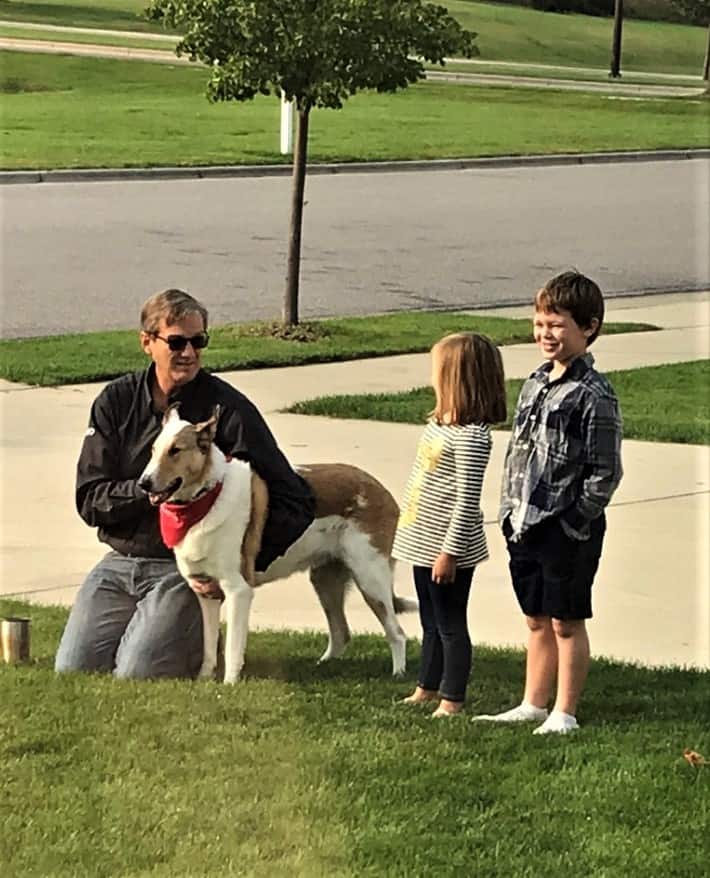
393, 332, 506, 717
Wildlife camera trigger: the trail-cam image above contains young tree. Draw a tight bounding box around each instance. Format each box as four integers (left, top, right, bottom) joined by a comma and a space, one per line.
671, 0, 710, 81
147, 0, 476, 327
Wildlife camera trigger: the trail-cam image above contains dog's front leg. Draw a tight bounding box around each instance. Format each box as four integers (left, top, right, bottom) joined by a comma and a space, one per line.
197, 595, 221, 680
223, 577, 254, 684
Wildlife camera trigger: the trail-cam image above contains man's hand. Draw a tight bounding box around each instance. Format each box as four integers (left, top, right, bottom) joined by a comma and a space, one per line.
432, 552, 457, 584
189, 577, 224, 601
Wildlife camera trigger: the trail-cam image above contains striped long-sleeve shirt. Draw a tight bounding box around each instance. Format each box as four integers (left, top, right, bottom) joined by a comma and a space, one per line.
392, 420, 492, 568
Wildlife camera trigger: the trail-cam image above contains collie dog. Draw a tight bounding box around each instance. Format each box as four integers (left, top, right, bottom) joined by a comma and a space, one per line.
138, 406, 416, 682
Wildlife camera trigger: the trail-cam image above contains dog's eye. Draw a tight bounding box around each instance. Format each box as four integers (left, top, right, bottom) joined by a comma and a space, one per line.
168, 446, 181, 457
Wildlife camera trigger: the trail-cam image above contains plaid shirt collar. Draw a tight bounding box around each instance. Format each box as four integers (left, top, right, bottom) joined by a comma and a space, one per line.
530, 352, 595, 385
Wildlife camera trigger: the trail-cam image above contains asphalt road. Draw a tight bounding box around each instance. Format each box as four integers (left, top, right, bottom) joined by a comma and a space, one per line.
1, 158, 708, 338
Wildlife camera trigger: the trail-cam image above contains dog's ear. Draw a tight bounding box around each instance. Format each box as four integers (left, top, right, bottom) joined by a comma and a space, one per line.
163, 402, 181, 425
195, 405, 220, 453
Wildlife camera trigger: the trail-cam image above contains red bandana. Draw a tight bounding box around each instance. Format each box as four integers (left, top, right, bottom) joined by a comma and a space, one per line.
160, 482, 223, 549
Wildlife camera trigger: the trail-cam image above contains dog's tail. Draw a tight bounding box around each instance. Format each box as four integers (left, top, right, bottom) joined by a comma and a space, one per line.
393, 595, 418, 614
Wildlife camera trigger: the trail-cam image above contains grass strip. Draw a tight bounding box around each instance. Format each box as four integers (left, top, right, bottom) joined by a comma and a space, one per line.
287, 360, 710, 446
0, 0, 166, 32
430, 60, 705, 88
1, 29, 700, 86
0, 23, 179, 48
0, 314, 654, 386
2, 597, 709, 877
2, 52, 709, 171
1, 0, 707, 75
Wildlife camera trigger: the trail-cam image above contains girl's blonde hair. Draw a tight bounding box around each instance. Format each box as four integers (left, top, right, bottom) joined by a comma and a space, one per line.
430, 332, 507, 426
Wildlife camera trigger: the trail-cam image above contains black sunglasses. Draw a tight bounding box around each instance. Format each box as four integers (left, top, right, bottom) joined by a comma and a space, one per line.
153, 332, 209, 352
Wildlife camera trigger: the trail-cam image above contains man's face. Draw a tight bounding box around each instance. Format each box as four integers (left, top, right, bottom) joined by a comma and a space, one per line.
141, 312, 207, 389
533, 306, 596, 368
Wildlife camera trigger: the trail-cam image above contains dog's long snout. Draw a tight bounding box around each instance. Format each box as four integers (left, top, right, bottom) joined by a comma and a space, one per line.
138, 474, 153, 493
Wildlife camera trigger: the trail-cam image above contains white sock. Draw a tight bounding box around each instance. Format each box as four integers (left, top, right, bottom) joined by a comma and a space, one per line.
472, 701, 549, 723
532, 710, 579, 735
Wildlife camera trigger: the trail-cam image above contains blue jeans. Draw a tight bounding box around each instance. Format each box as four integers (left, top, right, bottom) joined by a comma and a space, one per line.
413, 565, 474, 703
55, 551, 203, 679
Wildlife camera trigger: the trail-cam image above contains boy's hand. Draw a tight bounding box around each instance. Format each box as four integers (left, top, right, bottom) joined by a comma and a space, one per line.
433, 552, 457, 584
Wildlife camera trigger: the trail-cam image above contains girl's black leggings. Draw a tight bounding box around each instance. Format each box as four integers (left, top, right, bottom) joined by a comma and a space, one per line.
413, 565, 474, 703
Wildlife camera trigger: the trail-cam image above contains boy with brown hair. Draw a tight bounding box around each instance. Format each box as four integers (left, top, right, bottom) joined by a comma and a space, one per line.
474, 271, 623, 734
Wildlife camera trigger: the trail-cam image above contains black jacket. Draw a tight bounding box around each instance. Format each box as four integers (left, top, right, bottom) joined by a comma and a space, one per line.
76, 365, 315, 570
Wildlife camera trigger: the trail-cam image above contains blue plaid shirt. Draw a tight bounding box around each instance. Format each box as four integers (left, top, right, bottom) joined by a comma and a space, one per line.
500, 353, 623, 541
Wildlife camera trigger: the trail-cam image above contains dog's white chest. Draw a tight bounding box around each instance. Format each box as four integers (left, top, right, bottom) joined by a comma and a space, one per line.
173, 464, 253, 581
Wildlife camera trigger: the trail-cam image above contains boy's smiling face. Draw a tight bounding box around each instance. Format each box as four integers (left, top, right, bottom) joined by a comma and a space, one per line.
533, 306, 598, 372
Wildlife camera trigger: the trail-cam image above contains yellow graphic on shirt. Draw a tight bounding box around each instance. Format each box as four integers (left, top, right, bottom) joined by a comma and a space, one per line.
398, 434, 445, 527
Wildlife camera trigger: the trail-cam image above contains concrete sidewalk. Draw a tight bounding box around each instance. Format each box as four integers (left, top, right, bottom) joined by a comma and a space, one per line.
1, 291, 708, 669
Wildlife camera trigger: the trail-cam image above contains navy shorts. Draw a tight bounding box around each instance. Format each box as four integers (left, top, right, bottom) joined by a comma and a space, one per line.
503, 515, 606, 620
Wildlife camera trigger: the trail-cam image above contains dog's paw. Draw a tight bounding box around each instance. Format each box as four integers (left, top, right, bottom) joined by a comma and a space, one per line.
222, 661, 244, 684
197, 662, 217, 681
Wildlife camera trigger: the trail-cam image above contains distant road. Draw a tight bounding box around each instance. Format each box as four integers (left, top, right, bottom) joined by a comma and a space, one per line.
1, 159, 708, 338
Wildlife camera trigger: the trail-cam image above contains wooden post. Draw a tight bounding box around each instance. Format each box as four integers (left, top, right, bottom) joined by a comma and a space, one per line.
1, 617, 31, 663
609, 0, 624, 79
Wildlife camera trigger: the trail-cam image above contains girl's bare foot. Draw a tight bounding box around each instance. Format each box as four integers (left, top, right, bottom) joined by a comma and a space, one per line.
431, 699, 464, 717
400, 687, 439, 704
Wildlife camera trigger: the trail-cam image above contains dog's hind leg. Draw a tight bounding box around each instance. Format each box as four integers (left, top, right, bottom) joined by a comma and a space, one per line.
197, 595, 222, 680
310, 560, 352, 664
344, 544, 407, 677
222, 577, 254, 684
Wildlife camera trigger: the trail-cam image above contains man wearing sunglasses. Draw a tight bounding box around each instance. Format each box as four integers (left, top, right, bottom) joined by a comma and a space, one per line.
55, 288, 315, 679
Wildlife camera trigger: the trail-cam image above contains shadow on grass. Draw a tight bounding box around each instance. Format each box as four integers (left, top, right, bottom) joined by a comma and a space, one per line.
2, 599, 708, 731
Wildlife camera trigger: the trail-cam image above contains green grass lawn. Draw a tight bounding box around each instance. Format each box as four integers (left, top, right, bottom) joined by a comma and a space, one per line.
2, 52, 708, 171
445, 0, 709, 74
0, 312, 654, 386
288, 360, 710, 446
1, 26, 703, 86
1, 597, 709, 877
0, 21, 178, 48
0, 0, 165, 32
1, 0, 707, 75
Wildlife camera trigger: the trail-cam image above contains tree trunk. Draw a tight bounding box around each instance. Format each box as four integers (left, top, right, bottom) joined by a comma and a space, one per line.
283, 106, 310, 326
609, 0, 624, 79
703, 23, 709, 82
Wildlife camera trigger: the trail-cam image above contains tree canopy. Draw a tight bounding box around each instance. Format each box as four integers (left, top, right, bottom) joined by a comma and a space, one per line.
146, 0, 477, 325
147, 0, 477, 110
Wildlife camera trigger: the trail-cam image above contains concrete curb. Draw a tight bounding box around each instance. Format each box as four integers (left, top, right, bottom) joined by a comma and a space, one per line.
2, 149, 709, 186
